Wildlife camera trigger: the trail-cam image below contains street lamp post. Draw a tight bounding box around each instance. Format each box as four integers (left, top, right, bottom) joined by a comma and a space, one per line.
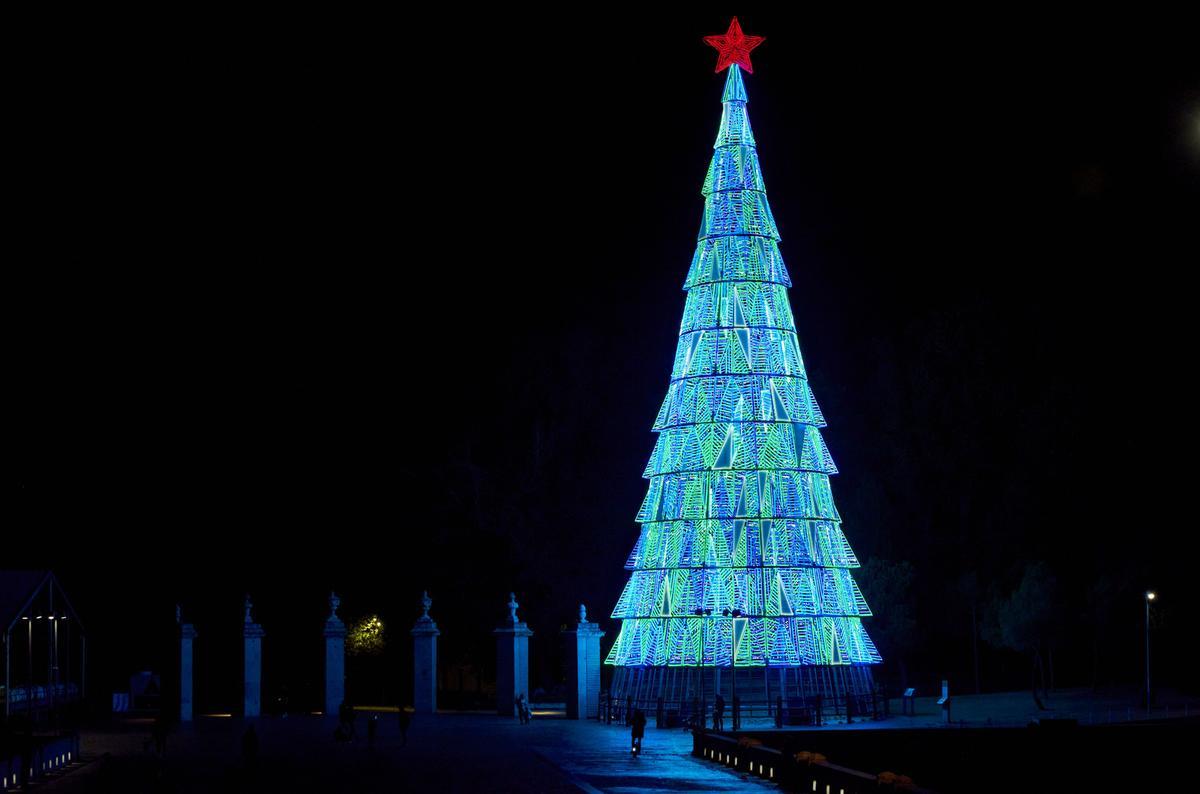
704, 607, 712, 712
1145, 591, 1156, 711
26, 616, 33, 716
693, 607, 703, 726
722, 607, 742, 730
692, 607, 713, 728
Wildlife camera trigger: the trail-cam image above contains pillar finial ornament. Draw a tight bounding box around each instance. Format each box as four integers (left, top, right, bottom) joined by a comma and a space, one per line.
329, 591, 341, 620
420, 590, 432, 619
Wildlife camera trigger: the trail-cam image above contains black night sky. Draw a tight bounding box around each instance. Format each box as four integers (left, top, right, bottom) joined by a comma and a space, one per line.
11, 10, 1199, 709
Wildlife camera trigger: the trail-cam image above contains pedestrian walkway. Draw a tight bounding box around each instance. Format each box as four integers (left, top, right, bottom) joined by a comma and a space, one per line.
529, 718, 774, 793
51, 713, 773, 792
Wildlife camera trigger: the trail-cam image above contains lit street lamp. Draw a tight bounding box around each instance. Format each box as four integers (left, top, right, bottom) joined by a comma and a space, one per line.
1145, 590, 1156, 711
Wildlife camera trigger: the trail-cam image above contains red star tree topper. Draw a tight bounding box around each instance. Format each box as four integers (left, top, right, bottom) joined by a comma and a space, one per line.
703, 17, 765, 73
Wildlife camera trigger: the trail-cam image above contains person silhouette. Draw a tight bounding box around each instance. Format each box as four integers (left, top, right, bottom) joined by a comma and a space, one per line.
398, 705, 412, 747
341, 701, 358, 739
631, 708, 647, 755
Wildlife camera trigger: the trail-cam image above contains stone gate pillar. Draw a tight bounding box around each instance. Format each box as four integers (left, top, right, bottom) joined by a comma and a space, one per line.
562, 604, 604, 719
411, 591, 440, 714
324, 592, 346, 716
243, 594, 265, 718
178, 605, 196, 722
494, 592, 533, 717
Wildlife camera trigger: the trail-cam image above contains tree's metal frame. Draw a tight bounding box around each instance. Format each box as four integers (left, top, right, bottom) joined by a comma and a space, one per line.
606, 67, 881, 682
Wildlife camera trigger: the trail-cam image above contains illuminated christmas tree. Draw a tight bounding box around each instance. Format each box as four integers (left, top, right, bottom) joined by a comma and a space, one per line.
606, 19, 881, 714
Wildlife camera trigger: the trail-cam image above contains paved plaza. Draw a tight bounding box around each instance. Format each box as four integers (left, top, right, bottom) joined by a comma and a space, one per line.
40, 687, 1199, 791
50, 712, 772, 792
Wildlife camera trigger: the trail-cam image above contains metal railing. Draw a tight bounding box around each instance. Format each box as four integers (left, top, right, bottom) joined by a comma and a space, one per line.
600, 689, 886, 729
0, 733, 81, 789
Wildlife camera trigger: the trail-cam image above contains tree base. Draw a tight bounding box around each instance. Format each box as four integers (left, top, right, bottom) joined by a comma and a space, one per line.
607, 664, 877, 722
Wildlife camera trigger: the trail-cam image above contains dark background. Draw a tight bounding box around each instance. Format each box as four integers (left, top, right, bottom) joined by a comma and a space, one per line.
10, 10, 1199, 711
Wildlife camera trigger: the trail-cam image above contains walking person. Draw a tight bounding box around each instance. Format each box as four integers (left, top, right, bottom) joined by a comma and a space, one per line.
515, 693, 531, 724
367, 713, 379, 748
713, 693, 725, 731
337, 701, 350, 738
630, 708, 647, 755
397, 705, 412, 747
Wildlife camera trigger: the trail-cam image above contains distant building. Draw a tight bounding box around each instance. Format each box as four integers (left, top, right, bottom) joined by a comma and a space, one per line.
1, 570, 86, 723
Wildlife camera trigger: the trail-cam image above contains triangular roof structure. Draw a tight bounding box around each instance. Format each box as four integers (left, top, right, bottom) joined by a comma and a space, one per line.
0, 570, 85, 634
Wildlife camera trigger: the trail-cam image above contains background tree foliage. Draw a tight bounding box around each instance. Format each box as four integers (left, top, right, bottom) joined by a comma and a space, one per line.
983, 561, 1057, 707
858, 558, 917, 688
348, 615, 385, 657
